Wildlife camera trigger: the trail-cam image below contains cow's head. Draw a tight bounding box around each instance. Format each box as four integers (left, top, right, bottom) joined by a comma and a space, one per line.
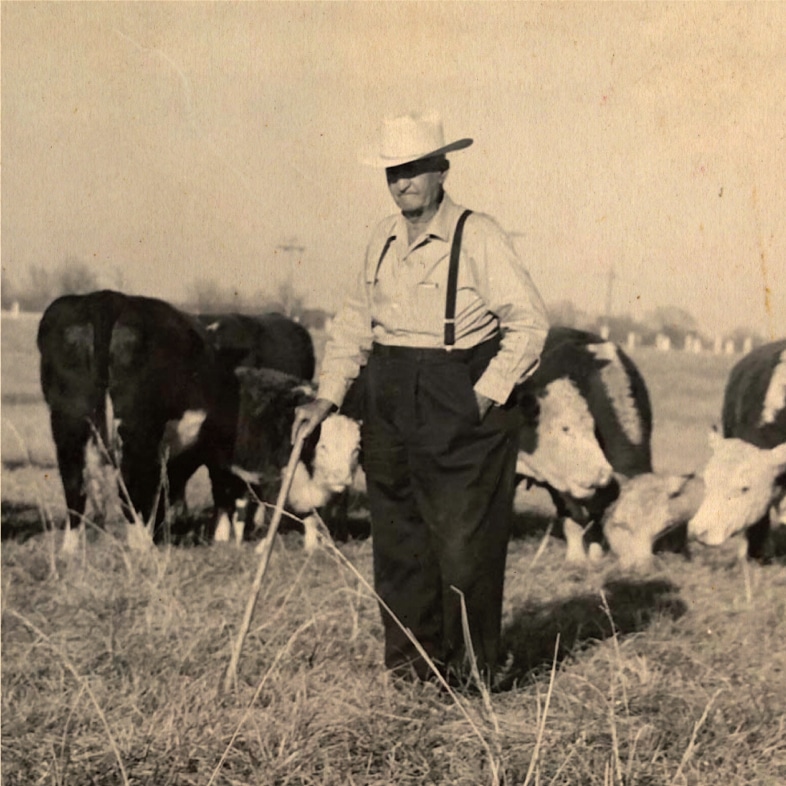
604, 473, 703, 570
688, 431, 786, 546
311, 414, 362, 492
516, 377, 613, 499
288, 413, 362, 514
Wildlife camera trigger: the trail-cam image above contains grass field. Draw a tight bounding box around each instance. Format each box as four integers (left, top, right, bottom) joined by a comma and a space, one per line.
3, 313, 785, 785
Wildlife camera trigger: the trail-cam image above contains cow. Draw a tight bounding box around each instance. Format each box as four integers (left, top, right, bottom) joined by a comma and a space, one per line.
38, 290, 238, 552
514, 327, 654, 563
602, 472, 704, 570
215, 367, 362, 553
688, 339, 786, 560
196, 312, 315, 381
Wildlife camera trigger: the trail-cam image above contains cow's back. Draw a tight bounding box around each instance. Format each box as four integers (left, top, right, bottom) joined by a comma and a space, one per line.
722, 339, 786, 449
198, 312, 315, 380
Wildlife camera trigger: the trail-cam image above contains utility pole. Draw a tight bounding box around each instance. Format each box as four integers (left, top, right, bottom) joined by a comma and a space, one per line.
604, 262, 616, 321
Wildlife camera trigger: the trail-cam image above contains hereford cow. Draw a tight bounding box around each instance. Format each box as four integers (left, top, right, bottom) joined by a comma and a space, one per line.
216, 367, 361, 552
688, 339, 786, 559
38, 290, 238, 551
514, 327, 654, 563
602, 472, 704, 570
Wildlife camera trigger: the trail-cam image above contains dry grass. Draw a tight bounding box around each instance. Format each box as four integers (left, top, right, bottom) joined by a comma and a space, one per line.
4, 315, 786, 784
3, 528, 786, 785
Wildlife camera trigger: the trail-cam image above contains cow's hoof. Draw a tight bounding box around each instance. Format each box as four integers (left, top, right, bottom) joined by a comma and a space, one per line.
214, 514, 231, 543
61, 527, 80, 555
588, 542, 604, 562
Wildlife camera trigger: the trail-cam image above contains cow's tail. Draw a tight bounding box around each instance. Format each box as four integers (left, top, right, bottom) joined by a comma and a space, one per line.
92, 291, 123, 458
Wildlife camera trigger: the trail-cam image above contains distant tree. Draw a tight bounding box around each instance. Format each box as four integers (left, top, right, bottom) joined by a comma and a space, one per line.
644, 306, 699, 346
1, 267, 19, 309
57, 256, 99, 296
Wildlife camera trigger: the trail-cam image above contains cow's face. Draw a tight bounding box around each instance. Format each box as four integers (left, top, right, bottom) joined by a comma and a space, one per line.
604, 473, 703, 569
688, 433, 786, 546
312, 414, 362, 492
517, 378, 613, 499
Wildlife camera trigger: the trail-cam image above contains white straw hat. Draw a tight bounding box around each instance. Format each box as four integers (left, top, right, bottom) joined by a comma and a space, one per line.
360, 112, 473, 169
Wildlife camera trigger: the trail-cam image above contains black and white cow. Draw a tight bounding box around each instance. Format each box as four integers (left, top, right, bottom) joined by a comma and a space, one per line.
216, 367, 362, 552
38, 290, 237, 551
514, 327, 654, 563
688, 339, 786, 559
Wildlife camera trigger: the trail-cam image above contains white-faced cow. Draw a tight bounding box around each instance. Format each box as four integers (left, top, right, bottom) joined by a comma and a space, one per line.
602, 472, 704, 570
38, 290, 237, 552
688, 339, 786, 560
216, 367, 361, 552
514, 327, 653, 563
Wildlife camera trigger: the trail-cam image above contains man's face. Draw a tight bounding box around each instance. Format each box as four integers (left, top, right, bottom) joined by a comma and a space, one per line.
386, 157, 446, 216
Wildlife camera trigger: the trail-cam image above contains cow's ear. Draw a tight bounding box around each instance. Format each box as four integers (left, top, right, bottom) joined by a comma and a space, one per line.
708, 428, 723, 451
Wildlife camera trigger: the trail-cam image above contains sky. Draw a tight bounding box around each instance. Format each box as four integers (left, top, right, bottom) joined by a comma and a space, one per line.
2, 2, 785, 338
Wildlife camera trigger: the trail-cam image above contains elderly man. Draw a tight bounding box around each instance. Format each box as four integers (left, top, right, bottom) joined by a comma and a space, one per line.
294, 112, 549, 687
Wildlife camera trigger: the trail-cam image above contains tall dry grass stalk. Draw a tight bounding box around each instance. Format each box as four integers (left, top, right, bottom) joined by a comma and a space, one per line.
222, 431, 306, 694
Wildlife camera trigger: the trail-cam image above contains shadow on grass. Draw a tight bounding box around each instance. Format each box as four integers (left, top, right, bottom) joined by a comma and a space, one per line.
498, 577, 687, 691
1, 501, 48, 542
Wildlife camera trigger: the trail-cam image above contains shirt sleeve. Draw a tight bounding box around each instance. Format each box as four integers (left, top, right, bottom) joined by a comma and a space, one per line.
464, 214, 550, 404
316, 266, 374, 408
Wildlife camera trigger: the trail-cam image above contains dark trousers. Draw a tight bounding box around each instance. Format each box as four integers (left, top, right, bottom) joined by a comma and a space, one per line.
362, 339, 520, 682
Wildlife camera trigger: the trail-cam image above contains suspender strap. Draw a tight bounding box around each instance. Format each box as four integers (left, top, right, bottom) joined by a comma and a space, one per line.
444, 209, 473, 347
373, 235, 396, 283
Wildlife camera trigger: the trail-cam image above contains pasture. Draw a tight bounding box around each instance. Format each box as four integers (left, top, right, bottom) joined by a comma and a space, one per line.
3, 313, 786, 785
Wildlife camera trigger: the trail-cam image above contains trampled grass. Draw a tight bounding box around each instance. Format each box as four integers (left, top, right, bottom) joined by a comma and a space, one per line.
3, 314, 786, 784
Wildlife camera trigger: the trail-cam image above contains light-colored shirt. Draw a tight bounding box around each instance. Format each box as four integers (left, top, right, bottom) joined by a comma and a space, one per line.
318, 193, 549, 406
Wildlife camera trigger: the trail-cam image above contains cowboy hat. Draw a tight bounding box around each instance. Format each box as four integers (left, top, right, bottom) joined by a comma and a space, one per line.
360, 112, 473, 169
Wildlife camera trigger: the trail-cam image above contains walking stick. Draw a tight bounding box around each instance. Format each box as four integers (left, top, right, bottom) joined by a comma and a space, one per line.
222, 430, 306, 695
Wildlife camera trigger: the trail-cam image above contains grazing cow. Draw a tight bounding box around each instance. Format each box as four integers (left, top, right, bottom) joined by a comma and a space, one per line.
688, 339, 786, 559
515, 327, 653, 563
602, 473, 704, 570
216, 367, 361, 552
197, 312, 315, 380
38, 290, 237, 551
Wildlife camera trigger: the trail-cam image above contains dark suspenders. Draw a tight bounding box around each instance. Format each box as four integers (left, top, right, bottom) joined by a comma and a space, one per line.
443, 209, 473, 346
375, 209, 473, 348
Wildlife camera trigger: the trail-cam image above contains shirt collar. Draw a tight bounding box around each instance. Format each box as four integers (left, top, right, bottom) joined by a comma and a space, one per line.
389, 193, 461, 246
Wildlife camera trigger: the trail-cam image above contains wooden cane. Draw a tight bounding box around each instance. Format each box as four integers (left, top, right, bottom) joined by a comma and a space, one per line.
222, 430, 306, 695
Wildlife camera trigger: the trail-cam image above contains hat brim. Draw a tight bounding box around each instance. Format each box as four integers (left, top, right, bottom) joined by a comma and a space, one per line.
360, 138, 474, 169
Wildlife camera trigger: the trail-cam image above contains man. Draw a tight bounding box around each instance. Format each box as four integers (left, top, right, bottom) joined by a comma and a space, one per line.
294, 112, 549, 686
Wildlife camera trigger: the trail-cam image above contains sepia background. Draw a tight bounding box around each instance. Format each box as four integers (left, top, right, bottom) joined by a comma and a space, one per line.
2, 1, 785, 340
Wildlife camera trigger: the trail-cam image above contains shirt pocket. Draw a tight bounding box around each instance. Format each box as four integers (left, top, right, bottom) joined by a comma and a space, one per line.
414, 281, 445, 335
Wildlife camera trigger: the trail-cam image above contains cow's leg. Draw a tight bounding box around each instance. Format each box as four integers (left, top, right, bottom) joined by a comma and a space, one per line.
50, 410, 91, 554
207, 464, 245, 544
563, 517, 587, 564
302, 513, 319, 554
117, 423, 165, 537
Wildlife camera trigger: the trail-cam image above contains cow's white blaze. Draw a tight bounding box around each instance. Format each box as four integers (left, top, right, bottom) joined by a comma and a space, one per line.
163, 409, 207, 457
517, 378, 613, 499
688, 433, 786, 546
761, 349, 786, 425
588, 341, 644, 445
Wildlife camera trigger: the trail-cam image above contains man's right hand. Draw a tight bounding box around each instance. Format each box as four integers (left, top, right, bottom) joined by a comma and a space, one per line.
291, 397, 335, 444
